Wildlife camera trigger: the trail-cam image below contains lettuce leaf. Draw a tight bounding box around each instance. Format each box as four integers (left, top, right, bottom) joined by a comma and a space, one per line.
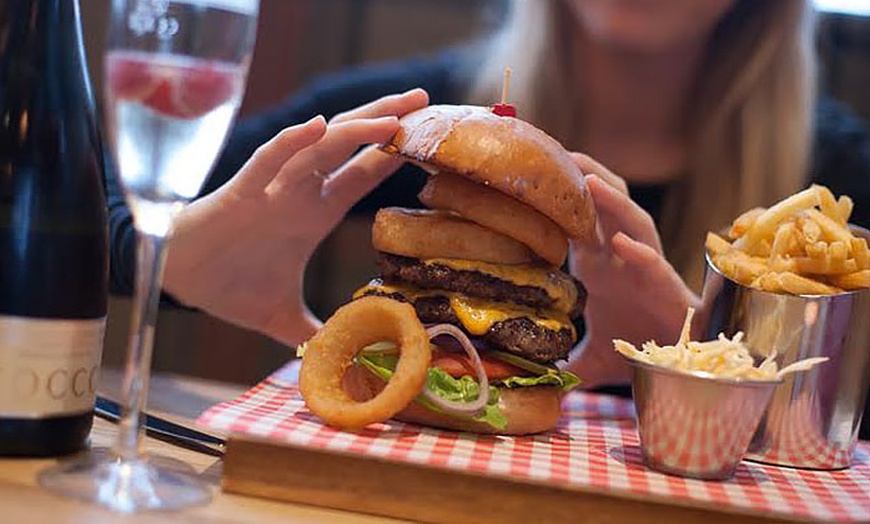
423, 368, 508, 430
486, 349, 581, 392
354, 348, 581, 430
498, 372, 580, 390
356, 352, 395, 381
355, 343, 581, 392
356, 354, 507, 430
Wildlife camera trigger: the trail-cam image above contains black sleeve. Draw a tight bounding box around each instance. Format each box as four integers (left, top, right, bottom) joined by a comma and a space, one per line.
105, 145, 138, 295
108, 51, 469, 295
810, 97, 870, 230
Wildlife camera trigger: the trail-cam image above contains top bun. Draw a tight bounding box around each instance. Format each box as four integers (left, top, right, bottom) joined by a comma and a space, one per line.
384, 105, 596, 241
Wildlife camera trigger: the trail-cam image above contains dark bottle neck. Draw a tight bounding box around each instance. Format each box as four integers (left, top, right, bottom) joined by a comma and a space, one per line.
0, 0, 93, 103
0, 0, 102, 172
0, 0, 109, 320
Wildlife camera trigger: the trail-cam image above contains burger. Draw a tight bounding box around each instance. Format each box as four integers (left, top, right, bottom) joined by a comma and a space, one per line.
339, 105, 597, 434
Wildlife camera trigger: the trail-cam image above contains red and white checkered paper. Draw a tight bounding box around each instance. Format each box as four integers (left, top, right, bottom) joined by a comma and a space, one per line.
199, 362, 870, 522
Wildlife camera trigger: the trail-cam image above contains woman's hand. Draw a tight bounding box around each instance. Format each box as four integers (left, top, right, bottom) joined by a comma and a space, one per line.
567, 155, 699, 388
162, 89, 429, 346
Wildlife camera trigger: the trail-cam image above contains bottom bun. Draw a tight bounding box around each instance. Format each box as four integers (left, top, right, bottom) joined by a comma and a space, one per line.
343, 364, 562, 435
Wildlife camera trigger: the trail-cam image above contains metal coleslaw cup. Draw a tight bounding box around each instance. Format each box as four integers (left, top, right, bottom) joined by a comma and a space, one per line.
699, 228, 870, 469
625, 356, 778, 480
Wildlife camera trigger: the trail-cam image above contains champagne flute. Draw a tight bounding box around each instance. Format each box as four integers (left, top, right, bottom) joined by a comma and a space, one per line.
39, 0, 259, 512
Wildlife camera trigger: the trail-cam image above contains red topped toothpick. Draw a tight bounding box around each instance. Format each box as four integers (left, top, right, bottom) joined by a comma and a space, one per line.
492, 67, 516, 117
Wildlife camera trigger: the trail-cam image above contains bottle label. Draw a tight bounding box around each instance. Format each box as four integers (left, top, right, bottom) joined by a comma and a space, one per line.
0, 316, 105, 418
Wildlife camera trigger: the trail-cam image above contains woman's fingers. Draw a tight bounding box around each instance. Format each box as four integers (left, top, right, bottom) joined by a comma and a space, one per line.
322, 145, 404, 209
571, 152, 629, 196
612, 232, 696, 307
588, 175, 663, 253
229, 116, 327, 195
329, 88, 429, 124
230, 87, 428, 197
274, 116, 400, 192
611, 231, 660, 266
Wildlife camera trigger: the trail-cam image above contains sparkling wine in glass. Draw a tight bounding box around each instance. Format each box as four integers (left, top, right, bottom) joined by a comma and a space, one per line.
39, 0, 259, 512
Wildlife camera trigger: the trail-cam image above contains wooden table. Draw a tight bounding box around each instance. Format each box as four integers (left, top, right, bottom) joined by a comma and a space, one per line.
0, 369, 406, 523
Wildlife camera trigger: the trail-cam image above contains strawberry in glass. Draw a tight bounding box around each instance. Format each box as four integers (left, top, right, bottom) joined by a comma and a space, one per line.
105, 51, 245, 204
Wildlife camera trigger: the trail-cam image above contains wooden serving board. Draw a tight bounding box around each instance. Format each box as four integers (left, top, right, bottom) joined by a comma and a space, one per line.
199, 363, 870, 524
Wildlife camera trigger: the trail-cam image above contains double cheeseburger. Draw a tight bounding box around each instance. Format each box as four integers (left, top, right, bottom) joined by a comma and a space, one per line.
341, 105, 597, 434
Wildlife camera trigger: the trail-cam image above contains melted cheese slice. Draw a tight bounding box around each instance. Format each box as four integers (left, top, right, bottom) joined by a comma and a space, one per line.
448, 295, 570, 336
353, 281, 427, 301
354, 281, 575, 339
422, 258, 578, 314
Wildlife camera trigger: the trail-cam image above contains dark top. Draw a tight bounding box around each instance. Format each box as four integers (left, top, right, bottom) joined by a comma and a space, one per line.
105, 50, 870, 437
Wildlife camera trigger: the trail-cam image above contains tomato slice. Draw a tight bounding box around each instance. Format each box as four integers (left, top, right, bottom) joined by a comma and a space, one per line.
431, 349, 529, 381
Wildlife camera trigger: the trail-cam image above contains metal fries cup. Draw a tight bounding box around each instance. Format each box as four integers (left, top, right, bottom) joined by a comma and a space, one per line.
625, 357, 778, 480
700, 229, 870, 470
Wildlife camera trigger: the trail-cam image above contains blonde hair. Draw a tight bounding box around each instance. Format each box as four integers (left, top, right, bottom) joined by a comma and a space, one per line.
468, 0, 817, 289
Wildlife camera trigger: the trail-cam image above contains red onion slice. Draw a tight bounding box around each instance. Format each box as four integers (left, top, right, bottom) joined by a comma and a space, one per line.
422, 324, 490, 414
429, 333, 491, 353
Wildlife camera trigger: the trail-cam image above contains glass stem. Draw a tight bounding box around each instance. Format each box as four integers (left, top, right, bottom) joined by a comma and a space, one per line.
114, 230, 169, 461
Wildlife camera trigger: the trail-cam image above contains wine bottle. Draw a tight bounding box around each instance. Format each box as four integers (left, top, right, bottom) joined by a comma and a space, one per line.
0, 0, 108, 456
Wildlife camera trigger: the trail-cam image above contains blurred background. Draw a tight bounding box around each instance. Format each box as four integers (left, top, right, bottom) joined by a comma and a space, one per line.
82, 0, 870, 385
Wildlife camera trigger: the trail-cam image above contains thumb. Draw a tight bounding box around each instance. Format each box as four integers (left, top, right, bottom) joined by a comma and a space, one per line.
266, 303, 323, 348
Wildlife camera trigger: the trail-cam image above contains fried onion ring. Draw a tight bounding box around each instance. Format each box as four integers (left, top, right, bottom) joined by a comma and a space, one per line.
373, 207, 538, 264
299, 296, 431, 429
419, 173, 569, 266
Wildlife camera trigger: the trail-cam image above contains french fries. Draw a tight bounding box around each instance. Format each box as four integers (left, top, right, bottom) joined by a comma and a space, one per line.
713, 251, 769, 285
708, 185, 869, 295
805, 209, 853, 245
729, 207, 765, 239
797, 214, 822, 244
853, 238, 870, 269
706, 232, 732, 255
770, 222, 798, 259
793, 257, 857, 276
837, 196, 854, 225
733, 187, 820, 252
830, 270, 870, 291
817, 185, 840, 225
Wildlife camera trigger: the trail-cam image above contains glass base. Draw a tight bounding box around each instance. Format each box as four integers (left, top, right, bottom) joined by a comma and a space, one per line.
39, 448, 211, 512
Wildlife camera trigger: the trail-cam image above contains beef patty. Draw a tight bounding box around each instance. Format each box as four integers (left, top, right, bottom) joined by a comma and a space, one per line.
358, 291, 574, 363
377, 253, 585, 319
